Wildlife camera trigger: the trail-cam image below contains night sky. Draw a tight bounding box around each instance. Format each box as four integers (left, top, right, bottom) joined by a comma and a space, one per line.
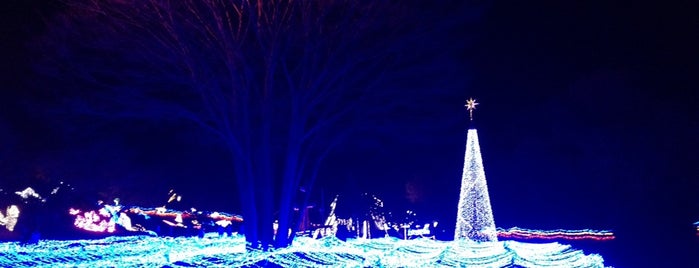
1, 0, 698, 266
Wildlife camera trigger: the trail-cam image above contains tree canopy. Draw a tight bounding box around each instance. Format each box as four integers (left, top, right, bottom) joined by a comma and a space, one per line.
35, 0, 471, 247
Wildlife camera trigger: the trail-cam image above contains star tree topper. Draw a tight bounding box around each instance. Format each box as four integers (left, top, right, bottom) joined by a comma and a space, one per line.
465, 98, 479, 121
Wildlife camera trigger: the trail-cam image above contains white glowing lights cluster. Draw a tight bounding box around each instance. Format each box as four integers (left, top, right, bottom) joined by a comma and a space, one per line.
0, 205, 20, 232
455, 128, 498, 242
0, 234, 607, 267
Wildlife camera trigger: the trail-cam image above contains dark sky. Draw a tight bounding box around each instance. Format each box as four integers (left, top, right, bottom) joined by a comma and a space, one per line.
465, 2, 698, 266
1, 0, 698, 266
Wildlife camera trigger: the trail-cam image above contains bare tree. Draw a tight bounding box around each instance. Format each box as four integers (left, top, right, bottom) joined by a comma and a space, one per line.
36, 0, 461, 247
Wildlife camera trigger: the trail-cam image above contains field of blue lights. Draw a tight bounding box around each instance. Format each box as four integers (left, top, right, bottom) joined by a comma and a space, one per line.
0, 233, 607, 267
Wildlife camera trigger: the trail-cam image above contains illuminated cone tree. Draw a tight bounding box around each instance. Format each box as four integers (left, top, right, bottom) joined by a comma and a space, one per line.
454, 98, 498, 242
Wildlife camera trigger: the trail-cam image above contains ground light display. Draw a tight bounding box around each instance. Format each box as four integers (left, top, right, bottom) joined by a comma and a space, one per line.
0, 101, 611, 267
0, 234, 606, 267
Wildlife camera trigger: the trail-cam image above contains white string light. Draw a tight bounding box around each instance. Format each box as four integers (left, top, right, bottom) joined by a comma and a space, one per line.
455, 128, 498, 242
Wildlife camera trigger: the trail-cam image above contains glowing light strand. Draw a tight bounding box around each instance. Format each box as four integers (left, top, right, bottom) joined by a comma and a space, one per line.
497, 227, 615, 241
0, 234, 608, 267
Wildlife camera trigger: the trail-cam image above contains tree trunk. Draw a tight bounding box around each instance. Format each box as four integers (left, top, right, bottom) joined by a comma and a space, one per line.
233, 156, 258, 248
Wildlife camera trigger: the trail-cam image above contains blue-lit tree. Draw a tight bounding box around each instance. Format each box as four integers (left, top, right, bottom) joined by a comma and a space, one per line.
454, 99, 497, 242
36, 0, 466, 248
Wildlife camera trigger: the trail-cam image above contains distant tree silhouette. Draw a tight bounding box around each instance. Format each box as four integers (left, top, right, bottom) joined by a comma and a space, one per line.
36, 0, 467, 247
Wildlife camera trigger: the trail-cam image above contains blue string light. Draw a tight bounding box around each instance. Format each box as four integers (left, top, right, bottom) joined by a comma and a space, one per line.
0, 234, 607, 267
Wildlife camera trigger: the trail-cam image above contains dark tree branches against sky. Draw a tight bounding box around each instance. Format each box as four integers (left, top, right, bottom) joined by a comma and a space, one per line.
33, 0, 470, 247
